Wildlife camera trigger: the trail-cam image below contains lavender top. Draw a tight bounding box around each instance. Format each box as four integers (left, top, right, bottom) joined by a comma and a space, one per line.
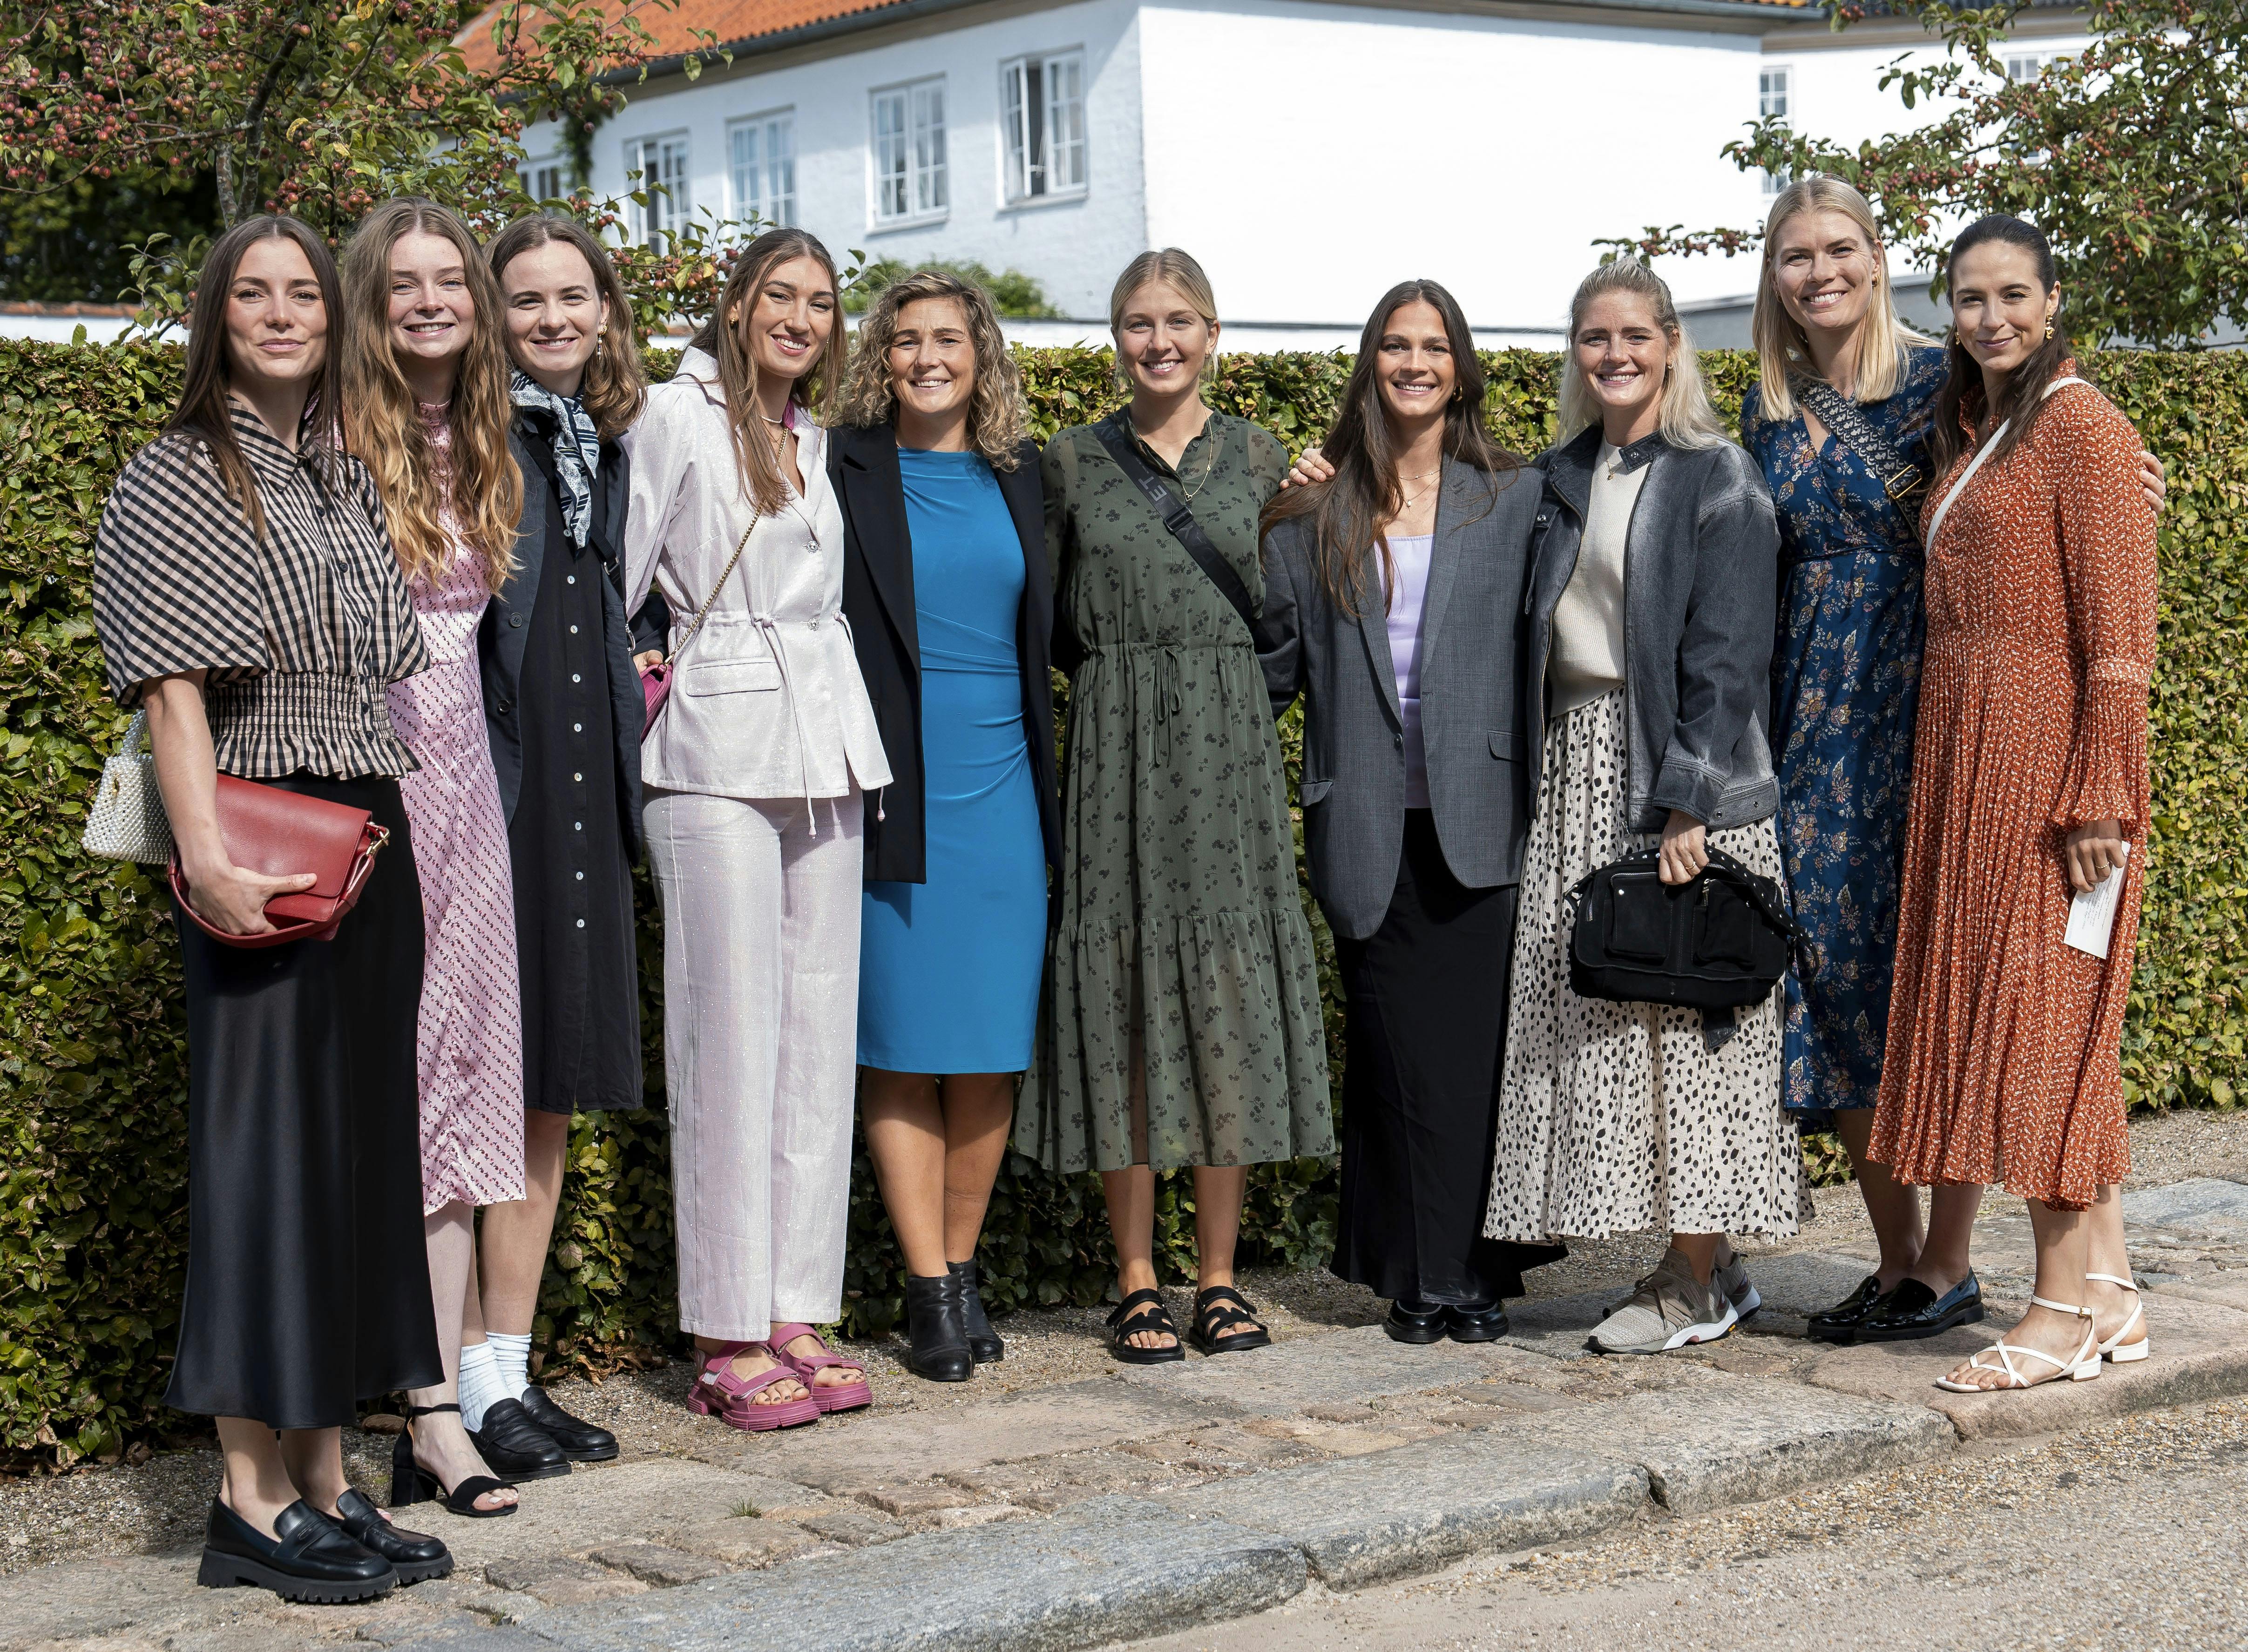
1385, 533, 1436, 809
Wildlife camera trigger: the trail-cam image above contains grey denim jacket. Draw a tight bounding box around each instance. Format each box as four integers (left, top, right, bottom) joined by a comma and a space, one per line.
1524, 426, 1780, 832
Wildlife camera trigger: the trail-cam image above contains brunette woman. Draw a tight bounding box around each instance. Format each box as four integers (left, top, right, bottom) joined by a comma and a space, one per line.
625, 228, 889, 1428
1876, 215, 2154, 1390
1259, 281, 1562, 1344
1016, 248, 1332, 1362
339, 197, 529, 1514
457, 215, 648, 1467
91, 215, 450, 1598
834, 269, 1057, 1380
1482, 259, 1800, 1355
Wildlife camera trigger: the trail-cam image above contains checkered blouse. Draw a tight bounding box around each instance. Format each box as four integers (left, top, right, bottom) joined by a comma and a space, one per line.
93, 401, 431, 779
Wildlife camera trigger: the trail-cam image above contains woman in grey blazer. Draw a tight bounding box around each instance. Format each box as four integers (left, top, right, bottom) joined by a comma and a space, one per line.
1259, 280, 1564, 1344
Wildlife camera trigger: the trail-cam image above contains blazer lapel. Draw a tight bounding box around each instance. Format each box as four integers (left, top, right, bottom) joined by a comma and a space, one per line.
842, 426, 920, 668
1418, 459, 1471, 677
997, 443, 1049, 640
1359, 551, 1402, 728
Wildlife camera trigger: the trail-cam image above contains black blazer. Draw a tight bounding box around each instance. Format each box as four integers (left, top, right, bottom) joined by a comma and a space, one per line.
480, 421, 648, 859
832, 421, 1061, 883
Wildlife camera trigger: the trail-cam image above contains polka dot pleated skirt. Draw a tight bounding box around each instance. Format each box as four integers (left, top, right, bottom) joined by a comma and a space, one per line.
1483, 690, 1805, 1244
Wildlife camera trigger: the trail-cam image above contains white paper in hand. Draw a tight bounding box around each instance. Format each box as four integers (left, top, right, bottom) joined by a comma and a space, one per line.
2065, 841, 2131, 961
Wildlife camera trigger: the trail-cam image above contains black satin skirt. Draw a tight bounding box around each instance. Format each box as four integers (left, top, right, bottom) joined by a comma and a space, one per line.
164, 774, 442, 1428
1330, 810, 1567, 1307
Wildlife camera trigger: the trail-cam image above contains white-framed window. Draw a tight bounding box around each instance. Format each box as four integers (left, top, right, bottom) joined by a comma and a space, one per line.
1759, 65, 1793, 196
730, 110, 797, 227
2005, 51, 2055, 81
1001, 49, 1087, 204
625, 133, 691, 248
520, 155, 567, 203
871, 78, 947, 224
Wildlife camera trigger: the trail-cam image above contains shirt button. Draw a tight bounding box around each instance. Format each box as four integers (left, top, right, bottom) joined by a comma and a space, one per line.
573, 722, 583, 732
573, 772, 583, 782
569, 625, 579, 634
571, 673, 582, 683
576, 870, 585, 881
567, 574, 576, 585
576, 918, 587, 928
575, 821, 583, 831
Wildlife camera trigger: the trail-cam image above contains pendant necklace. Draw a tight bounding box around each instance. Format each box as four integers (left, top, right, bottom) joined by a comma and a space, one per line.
763, 415, 820, 547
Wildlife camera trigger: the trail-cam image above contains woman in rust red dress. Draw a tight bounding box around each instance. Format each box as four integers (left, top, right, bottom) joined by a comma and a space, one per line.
1872, 214, 2155, 1392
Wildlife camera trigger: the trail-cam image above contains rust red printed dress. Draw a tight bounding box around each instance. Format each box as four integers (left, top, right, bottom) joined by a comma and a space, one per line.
1870, 373, 2157, 1208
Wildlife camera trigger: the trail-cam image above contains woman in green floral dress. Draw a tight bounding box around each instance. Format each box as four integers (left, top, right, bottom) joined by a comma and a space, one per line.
1016, 249, 1333, 1361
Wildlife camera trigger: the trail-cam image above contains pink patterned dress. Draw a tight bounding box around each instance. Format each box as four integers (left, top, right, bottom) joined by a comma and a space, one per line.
386, 410, 527, 1213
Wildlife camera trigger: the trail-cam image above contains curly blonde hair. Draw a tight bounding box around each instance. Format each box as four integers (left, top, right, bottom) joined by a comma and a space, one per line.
837, 268, 1027, 469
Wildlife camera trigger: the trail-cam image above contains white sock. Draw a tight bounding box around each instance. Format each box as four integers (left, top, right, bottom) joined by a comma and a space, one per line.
487, 1331, 534, 1403
457, 1341, 505, 1432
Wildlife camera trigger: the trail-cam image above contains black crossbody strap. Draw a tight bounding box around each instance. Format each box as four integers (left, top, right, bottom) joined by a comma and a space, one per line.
1093, 416, 1259, 642
1790, 375, 1926, 529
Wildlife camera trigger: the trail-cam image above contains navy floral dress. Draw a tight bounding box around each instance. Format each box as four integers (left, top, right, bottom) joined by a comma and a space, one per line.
1740, 345, 1946, 1129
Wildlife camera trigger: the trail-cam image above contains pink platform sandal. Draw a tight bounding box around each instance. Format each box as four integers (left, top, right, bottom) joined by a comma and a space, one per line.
770, 1323, 874, 1414
686, 1342, 820, 1432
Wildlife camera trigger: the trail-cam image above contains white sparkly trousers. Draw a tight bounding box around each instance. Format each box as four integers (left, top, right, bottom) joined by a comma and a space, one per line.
646, 786, 864, 1342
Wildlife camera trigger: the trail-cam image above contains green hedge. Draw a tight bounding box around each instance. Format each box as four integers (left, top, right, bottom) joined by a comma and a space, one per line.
2, 340, 2240, 1465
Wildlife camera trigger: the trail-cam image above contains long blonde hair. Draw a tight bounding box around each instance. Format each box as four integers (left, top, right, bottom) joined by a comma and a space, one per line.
1555, 259, 1727, 451
1751, 176, 1932, 422
685, 228, 846, 514
836, 268, 1028, 468
340, 197, 521, 591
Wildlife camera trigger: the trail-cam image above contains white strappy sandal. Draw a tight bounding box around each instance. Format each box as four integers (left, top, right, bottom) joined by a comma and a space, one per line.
1933, 1295, 2102, 1392
2089, 1271, 2150, 1363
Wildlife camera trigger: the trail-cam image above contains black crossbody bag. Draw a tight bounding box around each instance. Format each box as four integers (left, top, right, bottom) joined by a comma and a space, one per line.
1565, 846, 1809, 1018
1092, 416, 1260, 641
1789, 374, 1927, 539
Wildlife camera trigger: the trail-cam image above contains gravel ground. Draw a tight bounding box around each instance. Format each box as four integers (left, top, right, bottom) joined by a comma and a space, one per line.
6, 1107, 2242, 1579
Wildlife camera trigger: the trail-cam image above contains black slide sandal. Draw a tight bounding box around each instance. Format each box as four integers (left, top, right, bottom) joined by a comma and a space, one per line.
390, 1404, 518, 1517
1104, 1288, 1187, 1364
1189, 1286, 1273, 1355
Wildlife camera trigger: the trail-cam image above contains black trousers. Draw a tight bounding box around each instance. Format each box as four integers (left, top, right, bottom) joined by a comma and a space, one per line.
1330, 810, 1565, 1306
166, 774, 441, 1429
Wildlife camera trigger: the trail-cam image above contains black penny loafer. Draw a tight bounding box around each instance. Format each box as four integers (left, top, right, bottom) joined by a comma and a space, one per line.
1860, 1271, 1986, 1342
327, 1487, 451, 1584
519, 1385, 619, 1463
1445, 1301, 1511, 1343
467, 1397, 572, 1482
1806, 1274, 1887, 1345
196, 1497, 396, 1603
1383, 1300, 1448, 1345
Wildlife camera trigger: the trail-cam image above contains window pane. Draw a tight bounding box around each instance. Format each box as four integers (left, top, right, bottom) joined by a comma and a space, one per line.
731, 123, 761, 219
874, 91, 907, 219
915, 83, 947, 213
1003, 61, 1029, 201
770, 117, 796, 227
1048, 54, 1084, 189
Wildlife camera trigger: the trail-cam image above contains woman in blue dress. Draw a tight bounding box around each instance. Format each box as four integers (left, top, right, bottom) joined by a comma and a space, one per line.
1742, 177, 2163, 1345
834, 270, 1058, 1382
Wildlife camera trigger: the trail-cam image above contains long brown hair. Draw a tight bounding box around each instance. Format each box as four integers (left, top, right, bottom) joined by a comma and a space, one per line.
836, 266, 1027, 469
339, 197, 522, 592
1929, 214, 2078, 477
163, 215, 345, 539
686, 227, 846, 513
486, 213, 647, 440
1260, 279, 1520, 614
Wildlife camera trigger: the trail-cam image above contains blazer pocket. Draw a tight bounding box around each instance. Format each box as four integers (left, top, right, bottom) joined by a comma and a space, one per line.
1489, 730, 1521, 760
1298, 778, 1334, 806
681, 657, 781, 695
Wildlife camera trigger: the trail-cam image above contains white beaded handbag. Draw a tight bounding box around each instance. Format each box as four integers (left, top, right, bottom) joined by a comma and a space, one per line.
81, 710, 176, 864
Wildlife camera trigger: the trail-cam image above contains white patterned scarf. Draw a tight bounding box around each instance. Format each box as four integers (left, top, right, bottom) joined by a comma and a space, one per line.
510, 370, 603, 547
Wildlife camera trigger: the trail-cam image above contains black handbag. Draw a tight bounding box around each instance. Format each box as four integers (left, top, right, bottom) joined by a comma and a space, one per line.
1565, 846, 1808, 1014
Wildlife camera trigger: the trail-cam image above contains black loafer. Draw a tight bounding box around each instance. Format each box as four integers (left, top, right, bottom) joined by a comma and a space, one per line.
1806, 1274, 1886, 1345
950, 1260, 1004, 1364
519, 1385, 619, 1463
1445, 1301, 1510, 1343
328, 1487, 451, 1584
467, 1397, 573, 1482
1383, 1300, 1448, 1345
196, 1498, 396, 1603
1860, 1271, 1986, 1342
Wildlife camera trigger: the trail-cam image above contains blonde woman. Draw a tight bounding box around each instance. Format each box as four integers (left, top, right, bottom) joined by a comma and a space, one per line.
833, 269, 1056, 1380
1482, 259, 1800, 1355
625, 228, 890, 1429
340, 197, 532, 1513
1742, 178, 2163, 1347
1015, 249, 1332, 1363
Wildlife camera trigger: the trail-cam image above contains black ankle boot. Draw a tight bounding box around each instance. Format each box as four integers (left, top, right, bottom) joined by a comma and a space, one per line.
949, 1260, 1003, 1364
903, 1271, 974, 1382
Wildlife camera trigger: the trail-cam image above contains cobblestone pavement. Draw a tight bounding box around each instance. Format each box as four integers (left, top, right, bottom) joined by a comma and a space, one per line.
4, 1110, 2247, 1651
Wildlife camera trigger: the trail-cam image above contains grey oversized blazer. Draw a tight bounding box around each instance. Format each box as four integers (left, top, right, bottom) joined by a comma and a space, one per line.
1258, 456, 1542, 941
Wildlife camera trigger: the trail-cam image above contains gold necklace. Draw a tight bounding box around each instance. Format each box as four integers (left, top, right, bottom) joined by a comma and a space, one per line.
1134, 414, 1222, 501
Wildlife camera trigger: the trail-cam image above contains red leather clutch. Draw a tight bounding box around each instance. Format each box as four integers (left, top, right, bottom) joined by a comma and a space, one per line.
169, 774, 392, 949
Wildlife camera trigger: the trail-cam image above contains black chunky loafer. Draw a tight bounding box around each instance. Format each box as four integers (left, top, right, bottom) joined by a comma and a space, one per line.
196, 1497, 395, 1603
328, 1487, 451, 1584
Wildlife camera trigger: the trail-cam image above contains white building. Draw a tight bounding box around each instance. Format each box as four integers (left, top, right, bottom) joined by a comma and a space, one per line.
492, 0, 2101, 349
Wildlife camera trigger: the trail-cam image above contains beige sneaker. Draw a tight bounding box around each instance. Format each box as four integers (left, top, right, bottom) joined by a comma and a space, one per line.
1714, 1247, 1761, 1321
1589, 1248, 1739, 1355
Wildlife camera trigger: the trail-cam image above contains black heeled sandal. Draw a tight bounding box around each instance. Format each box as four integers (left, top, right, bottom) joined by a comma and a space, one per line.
1104, 1288, 1185, 1365
389, 1404, 517, 1518
1189, 1286, 1272, 1356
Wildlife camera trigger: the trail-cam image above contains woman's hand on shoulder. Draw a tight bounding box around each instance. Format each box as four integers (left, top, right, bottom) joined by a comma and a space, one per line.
1658, 810, 1709, 886
1283, 445, 1334, 490
2138, 450, 2167, 513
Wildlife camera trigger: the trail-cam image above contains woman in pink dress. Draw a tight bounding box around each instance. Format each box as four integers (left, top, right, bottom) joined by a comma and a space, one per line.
341, 198, 528, 1516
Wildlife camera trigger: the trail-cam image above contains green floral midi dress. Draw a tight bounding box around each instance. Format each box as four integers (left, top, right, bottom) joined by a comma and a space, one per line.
1016, 409, 1334, 1173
